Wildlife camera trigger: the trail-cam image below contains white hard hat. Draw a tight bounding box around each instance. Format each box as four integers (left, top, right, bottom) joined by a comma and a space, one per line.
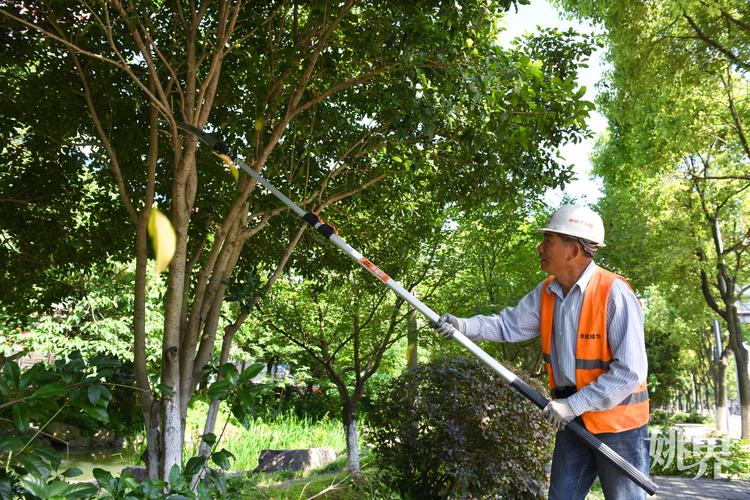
538, 205, 606, 247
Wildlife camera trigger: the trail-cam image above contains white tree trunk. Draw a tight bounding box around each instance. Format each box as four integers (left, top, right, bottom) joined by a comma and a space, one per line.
162, 393, 183, 478
346, 416, 360, 474
717, 405, 728, 433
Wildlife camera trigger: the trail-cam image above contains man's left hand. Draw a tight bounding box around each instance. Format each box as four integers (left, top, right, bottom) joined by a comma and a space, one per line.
542, 399, 575, 429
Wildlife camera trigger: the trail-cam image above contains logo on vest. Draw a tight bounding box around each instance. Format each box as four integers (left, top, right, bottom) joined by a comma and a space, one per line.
579, 332, 602, 340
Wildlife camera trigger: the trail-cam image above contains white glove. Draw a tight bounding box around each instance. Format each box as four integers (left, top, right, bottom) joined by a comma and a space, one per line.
429, 313, 466, 338
542, 399, 575, 429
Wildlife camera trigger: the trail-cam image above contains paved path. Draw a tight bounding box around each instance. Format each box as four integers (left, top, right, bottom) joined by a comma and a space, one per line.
653, 476, 750, 499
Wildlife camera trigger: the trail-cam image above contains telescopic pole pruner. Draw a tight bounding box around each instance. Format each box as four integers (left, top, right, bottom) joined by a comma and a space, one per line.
175, 121, 657, 496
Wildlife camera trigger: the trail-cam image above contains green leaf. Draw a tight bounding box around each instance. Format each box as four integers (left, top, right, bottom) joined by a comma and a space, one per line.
168, 463, 187, 490
31, 383, 68, 399
46, 479, 70, 497
3, 361, 20, 389
19, 473, 48, 498
88, 384, 101, 405
17, 455, 51, 478
184, 456, 206, 476
119, 474, 139, 490
211, 449, 234, 470
93, 467, 112, 484
157, 383, 174, 396
238, 363, 264, 384
0, 436, 25, 452
64, 482, 99, 497
169, 463, 181, 485
99, 385, 113, 403
92, 467, 118, 492
12, 402, 29, 432
201, 433, 216, 446
81, 402, 109, 422
219, 363, 239, 385
207, 380, 231, 401
32, 444, 61, 470
61, 467, 83, 478
142, 479, 166, 499
0, 480, 11, 499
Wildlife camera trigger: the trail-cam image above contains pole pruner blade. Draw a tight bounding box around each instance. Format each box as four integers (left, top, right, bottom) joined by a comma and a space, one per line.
175, 121, 219, 149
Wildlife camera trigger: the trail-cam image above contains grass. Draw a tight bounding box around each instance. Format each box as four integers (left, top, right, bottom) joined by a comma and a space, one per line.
231, 453, 402, 500
183, 403, 347, 472
234, 455, 353, 499
586, 478, 604, 499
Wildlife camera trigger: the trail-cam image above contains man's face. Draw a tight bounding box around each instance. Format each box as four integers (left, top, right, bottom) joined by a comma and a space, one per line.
537, 232, 576, 275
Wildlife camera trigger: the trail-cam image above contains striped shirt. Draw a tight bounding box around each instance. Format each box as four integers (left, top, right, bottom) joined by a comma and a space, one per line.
462, 261, 647, 416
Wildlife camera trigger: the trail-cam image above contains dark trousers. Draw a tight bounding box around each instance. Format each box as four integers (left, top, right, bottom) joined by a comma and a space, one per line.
547, 418, 650, 500
547, 387, 650, 500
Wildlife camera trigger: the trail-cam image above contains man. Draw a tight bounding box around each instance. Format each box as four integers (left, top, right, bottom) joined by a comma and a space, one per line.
431, 205, 650, 500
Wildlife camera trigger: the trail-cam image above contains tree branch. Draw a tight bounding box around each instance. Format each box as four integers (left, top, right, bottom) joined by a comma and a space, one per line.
682, 12, 750, 72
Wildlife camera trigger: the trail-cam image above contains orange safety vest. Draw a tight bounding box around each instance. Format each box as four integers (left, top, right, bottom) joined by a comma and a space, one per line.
540, 267, 649, 434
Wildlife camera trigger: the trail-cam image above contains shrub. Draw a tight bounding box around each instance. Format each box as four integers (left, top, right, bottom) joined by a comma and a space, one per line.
650, 410, 711, 426
649, 408, 670, 426
217, 378, 340, 422
673, 412, 711, 424
0, 351, 111, 498
366, 355, 554, 499
650, 427, 750, 479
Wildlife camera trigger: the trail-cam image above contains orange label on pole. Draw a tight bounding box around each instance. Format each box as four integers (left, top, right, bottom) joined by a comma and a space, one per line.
359, 257, 390, 283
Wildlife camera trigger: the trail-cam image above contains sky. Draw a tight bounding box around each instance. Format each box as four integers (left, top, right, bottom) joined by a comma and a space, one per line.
497, 0, 608, 206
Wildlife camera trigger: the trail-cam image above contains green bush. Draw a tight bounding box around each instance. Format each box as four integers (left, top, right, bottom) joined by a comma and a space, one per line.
366, 355, 553, 499
213, 378, 340, 423
649, 408, 670, 426
650, 409, 711, 426
0, 351, 112, 498
650, 427, 750, 479
673, 412, 711, 424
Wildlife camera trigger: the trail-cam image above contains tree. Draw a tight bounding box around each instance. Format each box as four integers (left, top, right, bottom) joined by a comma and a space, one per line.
1, 0, 596, 479
262, 274, 410, 473
258, 178, 456, 473
426, 203, 551, 379
559, 0, 750, 437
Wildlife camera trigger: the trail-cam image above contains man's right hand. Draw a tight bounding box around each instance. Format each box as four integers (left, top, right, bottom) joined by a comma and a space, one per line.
429, 313, 466, 338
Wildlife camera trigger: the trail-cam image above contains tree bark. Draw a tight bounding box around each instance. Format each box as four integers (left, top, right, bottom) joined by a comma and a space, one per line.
727, 307, 750, 438
160, 145, 198, 478
715, 351, 729, 433
342, 401, 360, 474
407, 307, 418, 371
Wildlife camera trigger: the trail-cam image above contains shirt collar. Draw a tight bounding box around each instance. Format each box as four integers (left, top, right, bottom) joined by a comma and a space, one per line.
546, 260, 599, 298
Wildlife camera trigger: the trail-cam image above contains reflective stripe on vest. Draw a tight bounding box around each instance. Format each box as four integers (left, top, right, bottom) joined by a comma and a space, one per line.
540, 268, 649, 434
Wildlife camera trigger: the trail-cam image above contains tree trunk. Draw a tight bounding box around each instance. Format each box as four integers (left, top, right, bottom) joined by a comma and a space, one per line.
143, 400, 161, 479
715, 352, 729, 433
407, 307, 418, 370
726, 307, 750, 438
733, 341, 750, 438
692, 372, 700, 412
343, 402, 360, 474
134, 213, 159, 477
160, 148, 197, 478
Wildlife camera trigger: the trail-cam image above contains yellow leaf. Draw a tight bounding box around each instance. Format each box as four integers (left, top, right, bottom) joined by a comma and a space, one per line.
227, 162, 239, 182
255, 118, 265, 131
147, 207, 176, 277
214, 152, 239, 182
